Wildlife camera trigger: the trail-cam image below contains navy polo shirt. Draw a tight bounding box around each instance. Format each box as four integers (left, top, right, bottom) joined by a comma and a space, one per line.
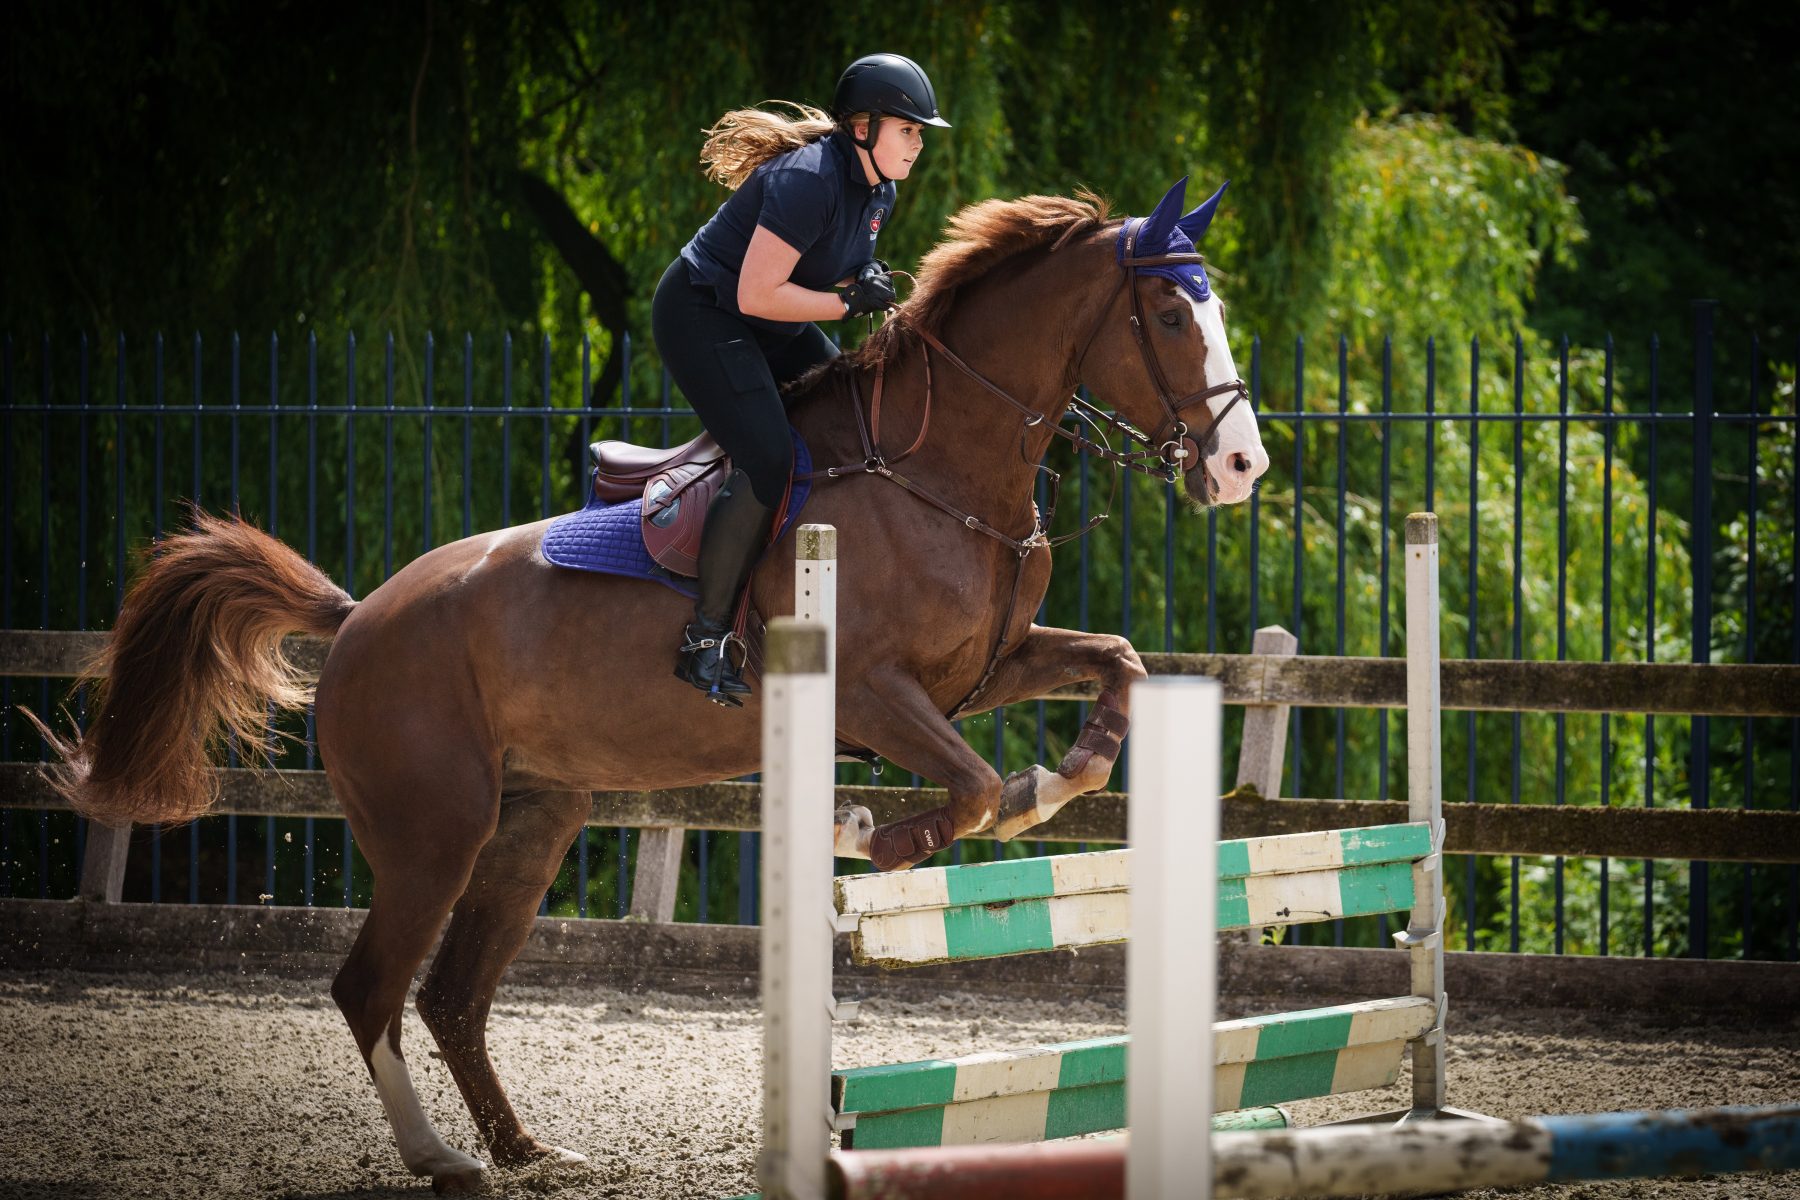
680, 129, 897, 335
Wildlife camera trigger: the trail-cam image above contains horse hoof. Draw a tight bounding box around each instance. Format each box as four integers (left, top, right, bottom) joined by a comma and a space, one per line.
431, 1166, 489, 1195
543, 1146, 588, 1166
489, 1138, 588, 1169
833, 805, 875, 858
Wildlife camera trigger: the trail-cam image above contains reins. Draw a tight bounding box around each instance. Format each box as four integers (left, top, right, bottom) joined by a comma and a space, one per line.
802, 221, 1249, 557
797, 221, 1251, 719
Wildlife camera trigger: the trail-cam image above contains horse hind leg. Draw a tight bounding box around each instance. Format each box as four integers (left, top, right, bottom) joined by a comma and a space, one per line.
416, 789, 592, 1169
328, 779, 496, 1192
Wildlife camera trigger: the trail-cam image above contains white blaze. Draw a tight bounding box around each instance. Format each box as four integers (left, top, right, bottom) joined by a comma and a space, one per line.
1189, 294, 1269, 504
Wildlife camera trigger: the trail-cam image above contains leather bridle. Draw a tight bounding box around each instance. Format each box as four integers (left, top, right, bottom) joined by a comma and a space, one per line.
1072, 216, 1249, 480
806, 217, 1250, 552
803, 217, 1251, 719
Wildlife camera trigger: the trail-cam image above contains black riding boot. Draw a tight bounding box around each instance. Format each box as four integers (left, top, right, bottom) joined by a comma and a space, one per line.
674, 469, 775, 706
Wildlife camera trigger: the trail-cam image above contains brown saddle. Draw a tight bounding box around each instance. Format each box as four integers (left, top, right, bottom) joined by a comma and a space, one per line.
585, 431, 879, 772
589, 433, 727, 578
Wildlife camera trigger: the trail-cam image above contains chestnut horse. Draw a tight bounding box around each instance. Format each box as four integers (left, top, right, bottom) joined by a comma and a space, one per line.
33, 178, 1266, 1189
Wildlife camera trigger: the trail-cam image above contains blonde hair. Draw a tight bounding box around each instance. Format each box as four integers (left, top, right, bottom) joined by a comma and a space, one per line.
699, 101, 853, 190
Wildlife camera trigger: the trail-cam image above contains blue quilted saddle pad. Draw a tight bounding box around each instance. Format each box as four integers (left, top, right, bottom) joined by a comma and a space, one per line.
541, 428, 814, 598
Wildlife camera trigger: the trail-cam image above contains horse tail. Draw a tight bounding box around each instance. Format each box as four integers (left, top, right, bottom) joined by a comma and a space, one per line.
23, 510, 356, 829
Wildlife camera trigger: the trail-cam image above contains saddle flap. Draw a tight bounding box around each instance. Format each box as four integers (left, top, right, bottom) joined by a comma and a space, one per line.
640, 458, 728, 578
575, 424, 811, 581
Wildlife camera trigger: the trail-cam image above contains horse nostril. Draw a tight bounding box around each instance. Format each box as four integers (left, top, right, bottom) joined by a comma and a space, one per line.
1230, 451, 1252, 475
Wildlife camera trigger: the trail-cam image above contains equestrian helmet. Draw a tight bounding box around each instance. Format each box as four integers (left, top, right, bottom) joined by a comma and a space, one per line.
834, 54, 952, 128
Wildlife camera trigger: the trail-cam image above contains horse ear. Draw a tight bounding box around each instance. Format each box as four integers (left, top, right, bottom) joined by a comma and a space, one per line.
1175, 180, 1230, 243
1139, 175, 1189, 250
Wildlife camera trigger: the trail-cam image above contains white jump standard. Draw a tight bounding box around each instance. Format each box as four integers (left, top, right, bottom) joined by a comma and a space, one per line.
754, 525, 841, 1200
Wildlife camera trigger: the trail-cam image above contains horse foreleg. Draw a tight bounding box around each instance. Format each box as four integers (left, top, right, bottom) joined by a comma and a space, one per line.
416, 789, 592, 1171
836, 666, 1004, 871
959, 625, 1148, 841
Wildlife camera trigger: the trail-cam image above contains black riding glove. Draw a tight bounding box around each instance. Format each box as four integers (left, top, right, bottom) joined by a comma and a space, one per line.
840, 260, 896, 318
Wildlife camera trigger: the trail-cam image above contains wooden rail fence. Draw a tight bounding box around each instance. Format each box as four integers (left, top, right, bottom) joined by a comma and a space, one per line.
3, 628, 1798, 919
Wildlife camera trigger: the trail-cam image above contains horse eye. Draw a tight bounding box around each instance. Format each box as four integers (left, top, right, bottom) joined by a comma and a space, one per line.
1158, 310, 1182, 329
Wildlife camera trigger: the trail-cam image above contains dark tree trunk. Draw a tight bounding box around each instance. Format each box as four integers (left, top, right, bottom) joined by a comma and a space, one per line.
512, 169, 637, 483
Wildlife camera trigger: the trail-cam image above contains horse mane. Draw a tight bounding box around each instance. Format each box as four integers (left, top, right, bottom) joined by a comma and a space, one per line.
797, 189, 1115, 387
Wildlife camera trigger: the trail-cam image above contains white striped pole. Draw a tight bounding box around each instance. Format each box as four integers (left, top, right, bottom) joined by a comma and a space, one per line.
1126, 676, 1220, 1200
759, 617, 835, 1200
826, 1102, 1800, 1199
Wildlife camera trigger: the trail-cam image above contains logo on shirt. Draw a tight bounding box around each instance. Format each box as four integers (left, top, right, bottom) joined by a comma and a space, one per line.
869, 208, 886, 234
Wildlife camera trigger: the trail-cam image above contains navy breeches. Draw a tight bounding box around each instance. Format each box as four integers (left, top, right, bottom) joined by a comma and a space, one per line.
650, 258, 838, 507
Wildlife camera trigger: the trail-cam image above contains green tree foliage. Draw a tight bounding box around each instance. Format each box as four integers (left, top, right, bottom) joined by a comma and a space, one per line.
1512, 0, 1800, 358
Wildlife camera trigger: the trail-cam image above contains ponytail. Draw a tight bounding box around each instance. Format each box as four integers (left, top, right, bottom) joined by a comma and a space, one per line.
698, 101, 843, 189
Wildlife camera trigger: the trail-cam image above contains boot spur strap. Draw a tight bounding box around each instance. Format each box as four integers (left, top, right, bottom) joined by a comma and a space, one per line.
682, 629, 745, 659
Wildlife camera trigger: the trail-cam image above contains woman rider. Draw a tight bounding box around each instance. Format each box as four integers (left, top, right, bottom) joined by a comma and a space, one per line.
652, 53, 951, 705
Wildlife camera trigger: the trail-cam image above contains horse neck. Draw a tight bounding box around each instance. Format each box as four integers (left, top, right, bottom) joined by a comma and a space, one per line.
811, 246, 1101, 531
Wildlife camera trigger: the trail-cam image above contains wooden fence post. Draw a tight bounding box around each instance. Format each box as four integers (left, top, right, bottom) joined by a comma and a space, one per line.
1402, 512, 1449, 1114
1233, 625, 1298, 798
626, 826, 686, 923
1227, 625, 1295, 949
78, 820, 131, 905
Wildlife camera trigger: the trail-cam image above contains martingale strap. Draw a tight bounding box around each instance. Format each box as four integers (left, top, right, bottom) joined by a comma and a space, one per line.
802, 342, 1048, 556
947, 544, 1037, 719
868, 350, 934, 466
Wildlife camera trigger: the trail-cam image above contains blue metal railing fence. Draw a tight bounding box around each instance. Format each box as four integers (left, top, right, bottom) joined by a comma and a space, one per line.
3, 307, 1795, 961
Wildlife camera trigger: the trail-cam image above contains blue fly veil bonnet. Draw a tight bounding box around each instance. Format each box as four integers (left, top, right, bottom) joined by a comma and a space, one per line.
1117, 175, 1229, 302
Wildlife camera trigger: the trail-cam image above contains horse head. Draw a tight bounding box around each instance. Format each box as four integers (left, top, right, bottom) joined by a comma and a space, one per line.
1075, 176, 1268, 507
